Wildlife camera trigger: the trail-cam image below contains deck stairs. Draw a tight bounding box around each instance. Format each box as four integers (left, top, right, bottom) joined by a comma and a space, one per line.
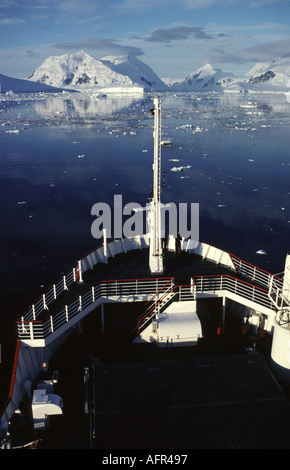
134, 283, 201, 347
134, 282, 177, 336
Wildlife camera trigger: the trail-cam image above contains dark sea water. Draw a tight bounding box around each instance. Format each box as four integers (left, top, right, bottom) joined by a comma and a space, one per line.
0, 90, 289, 405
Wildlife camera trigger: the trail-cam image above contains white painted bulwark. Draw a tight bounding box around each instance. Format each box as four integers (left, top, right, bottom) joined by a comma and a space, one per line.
271, 320, 290, 383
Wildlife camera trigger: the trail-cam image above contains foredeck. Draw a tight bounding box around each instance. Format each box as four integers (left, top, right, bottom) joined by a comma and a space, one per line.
4, 241, 290, 450
16, 239, 281, 344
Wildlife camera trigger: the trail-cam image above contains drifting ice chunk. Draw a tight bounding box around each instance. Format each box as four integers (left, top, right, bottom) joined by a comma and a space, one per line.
256, 249, 267, 255
171, 165, 192, 172
161, 139, 172, 147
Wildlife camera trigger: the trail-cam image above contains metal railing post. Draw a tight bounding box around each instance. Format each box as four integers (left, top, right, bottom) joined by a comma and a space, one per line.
78, 261, 83, 283
50, 316, 54, 333
29, 322, 34, 340
43, 294, 48, 311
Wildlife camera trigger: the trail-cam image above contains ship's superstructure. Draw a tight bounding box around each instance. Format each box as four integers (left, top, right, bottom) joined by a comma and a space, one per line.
268, 251, 290, 382
1, 97, 290, 449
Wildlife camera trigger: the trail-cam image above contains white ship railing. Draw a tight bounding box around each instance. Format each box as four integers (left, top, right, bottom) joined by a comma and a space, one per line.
22, 265, 80, 322
18, 234, 284, 341
21, 235, 150, 323
20, 235, 284, 325
17, 277, 174, 342
229, 253, 283, 291
191, 274, 276, 312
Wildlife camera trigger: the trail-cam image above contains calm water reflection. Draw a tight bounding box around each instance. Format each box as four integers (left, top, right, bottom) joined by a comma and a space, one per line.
0, 91, 289, 364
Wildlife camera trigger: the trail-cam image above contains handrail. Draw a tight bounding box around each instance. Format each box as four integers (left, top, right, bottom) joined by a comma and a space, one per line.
268, 275, 289, 310
20, 237, 283, 322
230, 253, 283, 290
141, 277, 175, 309
137, 285, 176, 336
21, 264, 79, 322
137, 284, 195, 336
21, 235, 148, 323
100, 276, 173, 284
191, 274, 276, 312
136, 278, 175, 323
17, 277, 173, 341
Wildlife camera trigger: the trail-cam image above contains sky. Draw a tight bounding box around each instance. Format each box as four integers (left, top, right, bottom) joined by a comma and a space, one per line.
1, 0, 290, 79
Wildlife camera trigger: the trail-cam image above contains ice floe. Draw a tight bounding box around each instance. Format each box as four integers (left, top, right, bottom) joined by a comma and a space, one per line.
171, 165, 192, 172
256, 249, 267, 255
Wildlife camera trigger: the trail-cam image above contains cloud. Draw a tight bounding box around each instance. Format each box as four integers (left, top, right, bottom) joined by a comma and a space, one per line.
26, 49, 41, 58
52, 37, 144, 58
180, 0, 222, 8
0, 0, 19, 7
217, 38, 290, 64
0, 17, 26, 25
55, 0, 97, 14
114, 0, 168, 12
144, 26, 213, 43
181, 0, 286, 7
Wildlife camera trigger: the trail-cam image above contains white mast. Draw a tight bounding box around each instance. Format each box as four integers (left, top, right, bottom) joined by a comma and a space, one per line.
282, 251, 290, 306
148, 96, 164, 274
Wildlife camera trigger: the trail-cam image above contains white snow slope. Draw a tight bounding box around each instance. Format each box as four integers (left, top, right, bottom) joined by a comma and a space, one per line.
243, 57, 290, 92
28, 51, 167, 91
174, 58, 290, 93
3, 52, 290, 94
175, 64, 235, 92
0, 73, 65, 93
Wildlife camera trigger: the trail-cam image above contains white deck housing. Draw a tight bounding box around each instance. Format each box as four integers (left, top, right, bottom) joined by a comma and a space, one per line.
157, 301, 202, 347
136, 300, 202, 347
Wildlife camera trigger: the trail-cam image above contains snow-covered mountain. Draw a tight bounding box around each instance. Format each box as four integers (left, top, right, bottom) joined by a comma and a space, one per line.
242, 57, 290, 92
162, 77, 183, 87
171, 58, 290, 93
28, 51, 167, 91
174, 64, 235, 92
102, 55, 167, 91
0, 73, 65, 93
4, 52, 290, 95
